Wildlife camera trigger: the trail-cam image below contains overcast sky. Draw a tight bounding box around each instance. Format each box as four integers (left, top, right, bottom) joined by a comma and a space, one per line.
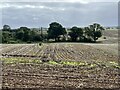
0, 1, 119, 29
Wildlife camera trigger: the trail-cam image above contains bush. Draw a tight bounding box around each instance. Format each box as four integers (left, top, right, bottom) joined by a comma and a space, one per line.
39, 42, 42, 46
103, 37, 106, 39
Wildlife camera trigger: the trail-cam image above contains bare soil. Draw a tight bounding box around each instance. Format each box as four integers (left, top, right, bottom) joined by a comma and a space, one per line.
2, 63, 119, 90
1, 30, 119, 90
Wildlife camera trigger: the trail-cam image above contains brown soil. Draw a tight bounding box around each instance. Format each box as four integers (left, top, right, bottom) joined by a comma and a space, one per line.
2, 63, 120, 89
1, 30, 119, 90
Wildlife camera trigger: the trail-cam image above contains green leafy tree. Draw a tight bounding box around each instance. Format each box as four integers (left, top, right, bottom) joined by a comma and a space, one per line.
84, 23, 104, 42
2, 31, 12, 43
16, 30, 24, 40
2, 25, 11, 31
2, 25, 17, 43
69, 26, 83, 41
48, 22, 67, 41
34, 34, 42, 41
84, 27, 93, 41
16, 27, 31, 41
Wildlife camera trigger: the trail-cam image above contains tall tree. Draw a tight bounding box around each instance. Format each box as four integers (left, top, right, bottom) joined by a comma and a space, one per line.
16, 27, 31, 41
84, 23, 104, 42
2, 31, 12, 43
69, 26, 83, 41
47, 22, 66, 41
3, 25, 11, 31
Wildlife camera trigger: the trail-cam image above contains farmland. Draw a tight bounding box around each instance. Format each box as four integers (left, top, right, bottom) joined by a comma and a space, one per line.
0, 30, 120, 89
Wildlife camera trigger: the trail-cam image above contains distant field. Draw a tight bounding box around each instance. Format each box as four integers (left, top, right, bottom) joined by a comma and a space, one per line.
0, 29, 119, 89
101, 29, 118, 44
82, 29, 118, 55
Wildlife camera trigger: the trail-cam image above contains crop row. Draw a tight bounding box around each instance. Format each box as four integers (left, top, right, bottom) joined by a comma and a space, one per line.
2, 63, 120, 89
1, 44, 118, 63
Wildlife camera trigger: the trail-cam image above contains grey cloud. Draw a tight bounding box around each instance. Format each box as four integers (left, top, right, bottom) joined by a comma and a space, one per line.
1, 2, 118, 29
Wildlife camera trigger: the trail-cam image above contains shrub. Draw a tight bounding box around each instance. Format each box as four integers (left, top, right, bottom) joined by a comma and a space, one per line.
103, 37, 106, 39
39, 42, 42, 46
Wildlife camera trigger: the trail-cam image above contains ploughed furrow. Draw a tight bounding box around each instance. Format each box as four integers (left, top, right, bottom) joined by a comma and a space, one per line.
26, 44, 40, 57
14, 45, 33, 56
2, 63, 120, 89
1, 43, 118, 62
2, 44, 43, 58
22, 45, 36, 56
5, 45, 28, 55
49, 44, 75, 61
2, 45, 21, 54
58, 46, 72, 60
73, 44, 118, 61
2, 45, 31, 57
1, 43, 119, 89
0, 45, 12, 53
36, 45, 46, 57
62, 44, 76, 60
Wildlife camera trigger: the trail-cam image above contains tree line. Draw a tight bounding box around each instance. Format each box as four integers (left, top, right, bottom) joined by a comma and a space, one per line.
1, 22, 105, 43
